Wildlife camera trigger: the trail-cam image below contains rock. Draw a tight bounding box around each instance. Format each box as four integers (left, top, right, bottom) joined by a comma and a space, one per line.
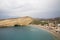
0, 16, 33, 27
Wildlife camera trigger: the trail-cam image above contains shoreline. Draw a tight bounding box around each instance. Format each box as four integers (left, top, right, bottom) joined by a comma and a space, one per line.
29, 25, 60, 40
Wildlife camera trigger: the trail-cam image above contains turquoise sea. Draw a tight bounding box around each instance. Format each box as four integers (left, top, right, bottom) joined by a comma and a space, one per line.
0, 26, 57, 40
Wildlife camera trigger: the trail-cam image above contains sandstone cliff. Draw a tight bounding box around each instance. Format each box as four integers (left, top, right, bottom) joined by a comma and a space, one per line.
0, 16, 33, 27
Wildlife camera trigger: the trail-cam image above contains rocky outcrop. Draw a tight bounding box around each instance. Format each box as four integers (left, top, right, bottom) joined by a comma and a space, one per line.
0, 16, 33, 27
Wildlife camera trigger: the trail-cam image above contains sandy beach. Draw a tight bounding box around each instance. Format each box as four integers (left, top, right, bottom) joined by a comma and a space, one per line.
29, 25, 60, 40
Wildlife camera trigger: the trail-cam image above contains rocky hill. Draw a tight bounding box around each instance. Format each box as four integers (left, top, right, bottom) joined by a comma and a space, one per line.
0, 16, 33, 27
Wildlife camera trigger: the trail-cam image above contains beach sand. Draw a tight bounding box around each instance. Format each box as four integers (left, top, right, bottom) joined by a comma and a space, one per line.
29, 25, 60, 40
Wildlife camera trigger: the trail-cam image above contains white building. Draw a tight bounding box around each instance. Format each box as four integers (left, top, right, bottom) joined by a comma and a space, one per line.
57, 24, 60, 27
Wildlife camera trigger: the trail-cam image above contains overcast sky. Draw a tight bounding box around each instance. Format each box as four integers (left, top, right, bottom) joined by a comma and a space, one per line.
0, 0, 60, 19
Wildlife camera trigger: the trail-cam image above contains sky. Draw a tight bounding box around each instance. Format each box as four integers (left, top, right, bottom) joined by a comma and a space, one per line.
0, 0, 60, 19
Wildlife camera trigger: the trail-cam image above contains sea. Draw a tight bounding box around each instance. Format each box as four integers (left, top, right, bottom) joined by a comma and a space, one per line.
0, 26, 57, 40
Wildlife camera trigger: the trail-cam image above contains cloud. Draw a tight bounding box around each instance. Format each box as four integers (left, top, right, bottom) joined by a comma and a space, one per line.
0, 0, 60, 19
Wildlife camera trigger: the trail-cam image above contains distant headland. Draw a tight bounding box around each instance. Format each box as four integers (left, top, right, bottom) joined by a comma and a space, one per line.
0, 16, 33, 27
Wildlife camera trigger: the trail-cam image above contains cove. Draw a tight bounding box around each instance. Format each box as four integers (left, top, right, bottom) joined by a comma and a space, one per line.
0, 26, 56, 40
